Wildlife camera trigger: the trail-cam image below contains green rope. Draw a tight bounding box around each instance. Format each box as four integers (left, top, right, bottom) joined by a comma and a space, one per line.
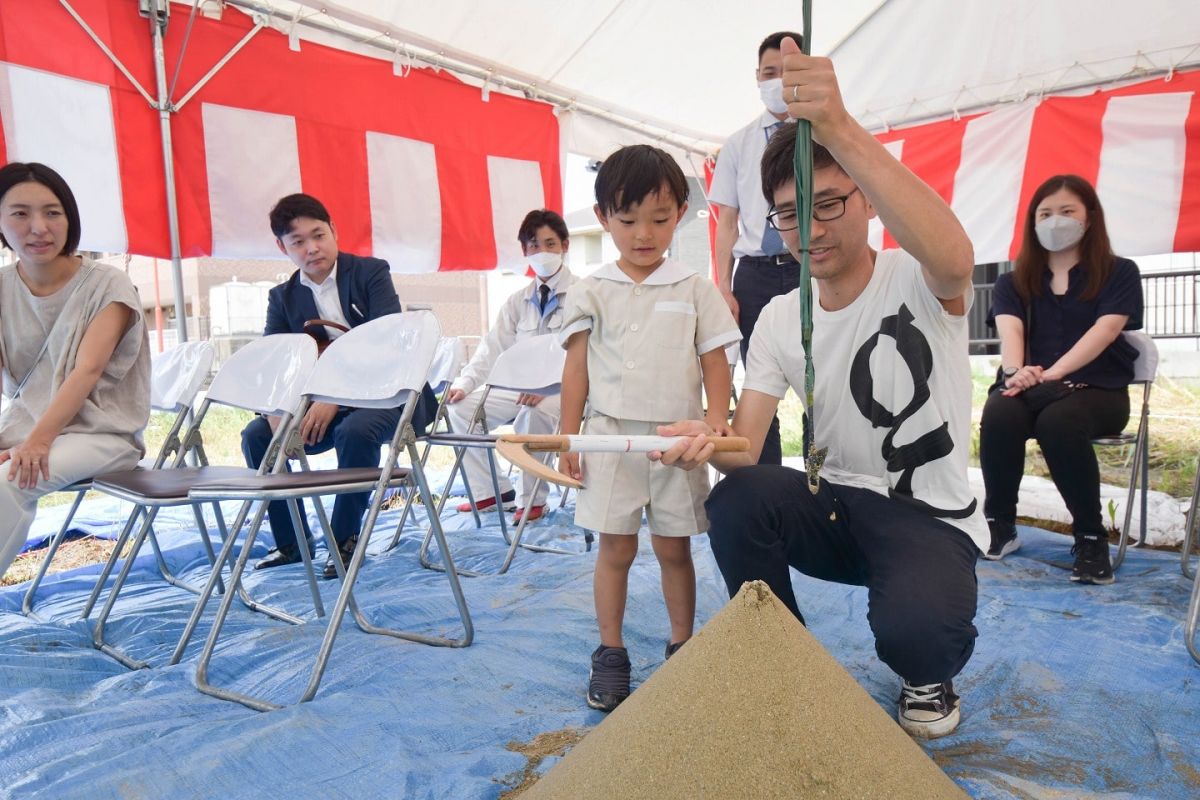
793, 1, 827, 493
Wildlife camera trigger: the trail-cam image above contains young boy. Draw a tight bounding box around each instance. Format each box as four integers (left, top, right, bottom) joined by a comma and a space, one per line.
557, 145, 740, 712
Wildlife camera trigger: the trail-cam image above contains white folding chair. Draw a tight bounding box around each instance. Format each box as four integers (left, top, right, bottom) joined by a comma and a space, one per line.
83, 335, 320, 669
418, 333, 584, 576
381, 336, 468, 536
187, 312, 472, 711
21, 341, 216, 620
1094, 331, 1157, 571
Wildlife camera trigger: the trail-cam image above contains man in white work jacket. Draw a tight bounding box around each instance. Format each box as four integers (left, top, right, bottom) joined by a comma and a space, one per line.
446, 209, 576, 524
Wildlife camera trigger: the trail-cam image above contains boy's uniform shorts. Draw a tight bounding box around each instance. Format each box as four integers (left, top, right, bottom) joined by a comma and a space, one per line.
573, 414, 710, 536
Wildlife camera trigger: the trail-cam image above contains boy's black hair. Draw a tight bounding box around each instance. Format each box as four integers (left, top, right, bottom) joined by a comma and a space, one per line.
594, 145, 689, 216
269, 193, 333, 239
517, 209, 570, 247
758, 31, 804, 62
0, 162, 82, 256
760, 121, 839, 203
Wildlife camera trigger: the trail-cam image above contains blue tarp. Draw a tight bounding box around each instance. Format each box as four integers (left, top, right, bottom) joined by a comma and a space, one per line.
1, 483, 1197, 799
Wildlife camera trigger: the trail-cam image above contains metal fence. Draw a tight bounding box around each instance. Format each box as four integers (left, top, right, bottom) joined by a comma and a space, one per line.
969, 268, 1200, 352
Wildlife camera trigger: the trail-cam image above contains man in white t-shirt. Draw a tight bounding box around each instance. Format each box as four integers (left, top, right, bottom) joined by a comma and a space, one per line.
657, 38, 985, 740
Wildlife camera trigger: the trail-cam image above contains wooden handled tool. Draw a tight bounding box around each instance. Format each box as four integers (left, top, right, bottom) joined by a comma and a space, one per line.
495, 434, 750, 490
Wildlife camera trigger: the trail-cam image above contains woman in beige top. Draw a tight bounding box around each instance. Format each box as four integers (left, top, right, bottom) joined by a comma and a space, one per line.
0, 162, 150, 578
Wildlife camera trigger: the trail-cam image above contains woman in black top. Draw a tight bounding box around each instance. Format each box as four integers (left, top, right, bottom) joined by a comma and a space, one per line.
980, 174, 1143, 584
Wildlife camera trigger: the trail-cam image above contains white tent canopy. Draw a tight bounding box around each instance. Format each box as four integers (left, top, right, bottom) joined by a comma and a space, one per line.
217, 0, 1199, 151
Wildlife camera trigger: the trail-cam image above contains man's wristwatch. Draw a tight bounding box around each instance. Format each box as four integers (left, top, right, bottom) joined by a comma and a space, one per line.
1002, 366, 1019, 379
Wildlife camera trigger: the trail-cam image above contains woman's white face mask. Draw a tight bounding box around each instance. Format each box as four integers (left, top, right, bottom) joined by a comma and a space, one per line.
758, 79, 788, 115
527, 250, 562, 278
1035, 215, 1086, 252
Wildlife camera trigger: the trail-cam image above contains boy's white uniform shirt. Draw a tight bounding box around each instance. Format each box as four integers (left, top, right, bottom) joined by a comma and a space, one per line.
558, 259, 741, 422
558, 259, 740, 536
451, 268, 576, 396
744, 248, 989, 552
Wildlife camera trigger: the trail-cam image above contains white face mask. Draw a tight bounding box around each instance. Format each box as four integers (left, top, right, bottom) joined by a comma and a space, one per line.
527, 250, 562, 278
758, 78, 788, 115
1035, 215, 1086, 252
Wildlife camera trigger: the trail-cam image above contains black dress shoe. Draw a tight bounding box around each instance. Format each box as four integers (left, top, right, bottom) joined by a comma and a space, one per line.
322, 536, 360, 580
253, 541, 316, 571
255, 546, 300, 570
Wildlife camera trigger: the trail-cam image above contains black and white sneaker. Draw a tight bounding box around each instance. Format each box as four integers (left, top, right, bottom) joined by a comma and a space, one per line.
1070, 534, 1115, 585
984, 518, 1020, 561
586, 645, 631, 712
897, 680, 961, 739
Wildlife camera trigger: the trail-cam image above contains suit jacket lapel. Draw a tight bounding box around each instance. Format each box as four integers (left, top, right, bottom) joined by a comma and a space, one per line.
335, 253, 357, 325
292, 273, 321, 327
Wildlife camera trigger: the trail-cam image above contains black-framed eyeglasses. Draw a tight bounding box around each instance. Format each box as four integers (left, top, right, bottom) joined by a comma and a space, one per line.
766, 187, 860, 231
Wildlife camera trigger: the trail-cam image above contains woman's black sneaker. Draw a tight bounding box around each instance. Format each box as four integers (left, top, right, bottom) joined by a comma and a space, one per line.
1070, 534, 1115, 584
586, 644, 631, 712
984, 519, 1020, 561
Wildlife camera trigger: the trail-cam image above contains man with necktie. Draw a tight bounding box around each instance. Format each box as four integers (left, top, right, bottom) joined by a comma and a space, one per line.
709, 31, 804, 465
445, 209, 576, 524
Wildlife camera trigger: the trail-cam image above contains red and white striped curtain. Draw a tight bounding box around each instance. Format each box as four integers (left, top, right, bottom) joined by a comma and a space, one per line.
871, 70, 1200, 262
0, 0, 562, 272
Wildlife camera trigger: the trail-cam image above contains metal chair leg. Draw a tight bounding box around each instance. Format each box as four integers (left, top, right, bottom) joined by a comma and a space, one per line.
169, 498, 301, 665
80, 507, 145, 619
194, 452, 473, 711
1182, 457, 1199, 580
21, 489, 87, 620
1113, 424, 1147, 572
1187, 558, 1200, 664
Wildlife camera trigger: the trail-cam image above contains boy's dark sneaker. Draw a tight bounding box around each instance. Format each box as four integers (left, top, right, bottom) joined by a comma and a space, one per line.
664, 640, 686, 660
586, 644, 631, 712
897, 680, 961, 739
1071, 534, 1115, 584
984, 518, 1020, 561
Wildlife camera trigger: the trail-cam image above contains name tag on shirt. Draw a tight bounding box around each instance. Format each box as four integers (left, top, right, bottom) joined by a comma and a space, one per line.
654, 301, 696, 314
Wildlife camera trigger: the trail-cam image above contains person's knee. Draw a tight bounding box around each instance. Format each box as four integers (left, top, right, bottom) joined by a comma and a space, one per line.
599, 535, 638, 569
652, 536, 693, 569
871, 592, 976, 676
240, 417, 272, 465
332, 412, 381, 448
980, 394, 1027, 437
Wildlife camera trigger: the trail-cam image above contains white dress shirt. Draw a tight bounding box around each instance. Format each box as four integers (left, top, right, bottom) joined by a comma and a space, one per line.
708, 109, 787, 259
299, 259, 350, 338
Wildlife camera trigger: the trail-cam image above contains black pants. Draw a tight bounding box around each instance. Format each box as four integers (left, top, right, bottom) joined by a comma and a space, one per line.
980, 386, 1129, 536
706, 466, 979, 685
733, 256, 801, 466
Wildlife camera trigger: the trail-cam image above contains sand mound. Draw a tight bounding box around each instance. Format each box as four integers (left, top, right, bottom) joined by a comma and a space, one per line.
523, 581, 966, 799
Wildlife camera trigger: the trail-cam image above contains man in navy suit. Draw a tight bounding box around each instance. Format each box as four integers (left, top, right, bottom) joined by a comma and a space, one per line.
242, 193, 435, 578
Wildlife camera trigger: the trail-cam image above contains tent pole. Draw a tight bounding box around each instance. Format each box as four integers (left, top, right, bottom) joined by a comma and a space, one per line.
149, 0, 189, 344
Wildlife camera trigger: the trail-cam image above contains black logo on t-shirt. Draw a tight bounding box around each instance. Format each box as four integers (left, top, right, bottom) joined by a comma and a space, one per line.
848, 304, 976, 519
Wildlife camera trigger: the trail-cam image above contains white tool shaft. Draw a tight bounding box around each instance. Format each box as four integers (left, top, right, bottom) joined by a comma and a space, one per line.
565, 435, 682, 453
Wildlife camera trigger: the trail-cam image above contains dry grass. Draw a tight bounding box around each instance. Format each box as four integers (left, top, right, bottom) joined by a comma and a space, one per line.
2, 537, 117, 588
498, 728, 587, 798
